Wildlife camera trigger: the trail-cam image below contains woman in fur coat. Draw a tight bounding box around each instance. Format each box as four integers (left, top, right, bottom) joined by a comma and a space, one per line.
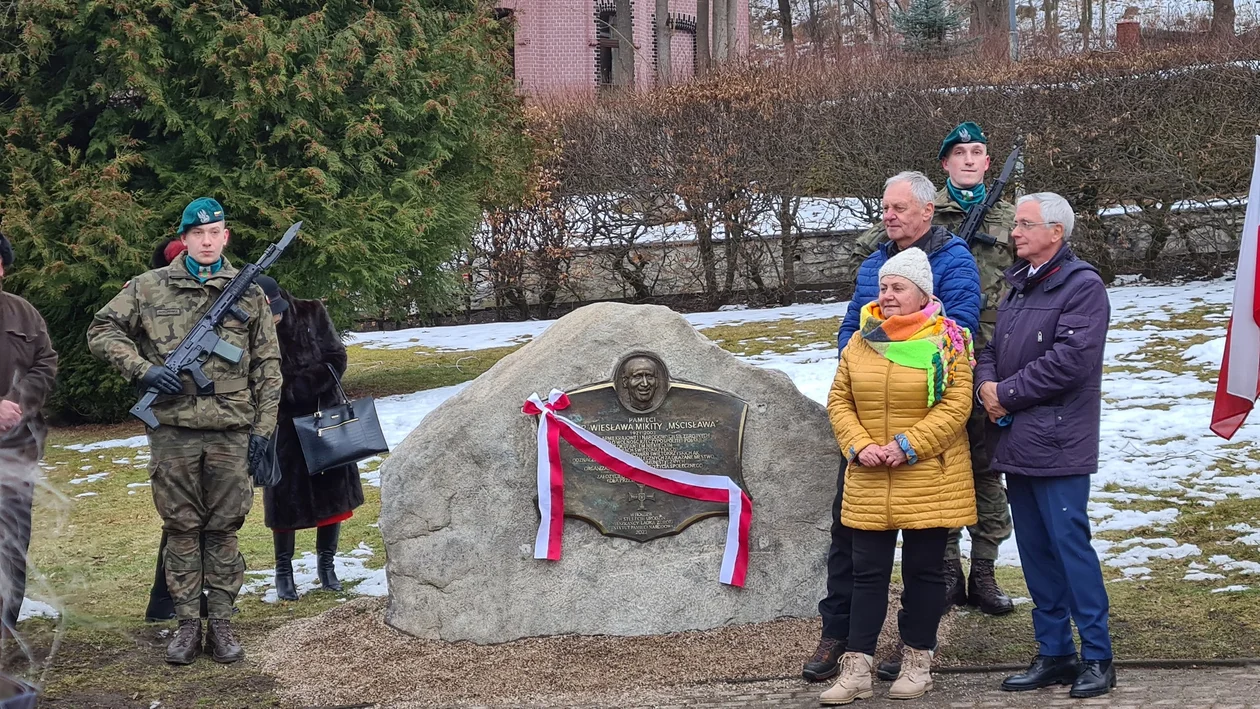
264, 287, 364, 600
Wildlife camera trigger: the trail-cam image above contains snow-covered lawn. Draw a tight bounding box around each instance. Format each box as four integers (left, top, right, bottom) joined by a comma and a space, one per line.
49, 277, 1260, 604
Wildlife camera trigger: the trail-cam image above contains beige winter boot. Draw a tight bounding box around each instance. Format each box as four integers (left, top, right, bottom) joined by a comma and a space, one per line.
819, 652, 874, 705
888, 646, 934, 700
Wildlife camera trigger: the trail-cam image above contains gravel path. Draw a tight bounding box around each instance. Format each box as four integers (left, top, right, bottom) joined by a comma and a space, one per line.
259, 594, 952, 708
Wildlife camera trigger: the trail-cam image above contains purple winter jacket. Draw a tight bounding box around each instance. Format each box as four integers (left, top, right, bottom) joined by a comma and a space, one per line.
974, 245, 1110, 477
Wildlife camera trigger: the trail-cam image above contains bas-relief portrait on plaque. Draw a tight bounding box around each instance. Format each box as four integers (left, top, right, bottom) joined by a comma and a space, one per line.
556, 351, 751, 542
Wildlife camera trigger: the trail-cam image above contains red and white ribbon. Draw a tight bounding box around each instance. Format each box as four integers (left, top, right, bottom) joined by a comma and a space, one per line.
523, 389, 751, 587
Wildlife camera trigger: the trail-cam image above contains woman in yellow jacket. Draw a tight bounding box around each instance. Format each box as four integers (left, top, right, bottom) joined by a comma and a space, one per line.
821, 247, 978, 705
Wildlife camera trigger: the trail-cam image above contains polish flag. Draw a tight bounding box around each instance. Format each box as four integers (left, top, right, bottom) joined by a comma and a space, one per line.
1211, 136, 1260, 440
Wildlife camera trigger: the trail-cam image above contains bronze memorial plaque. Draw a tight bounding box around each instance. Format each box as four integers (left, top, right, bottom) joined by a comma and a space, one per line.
556, 351, 750, 542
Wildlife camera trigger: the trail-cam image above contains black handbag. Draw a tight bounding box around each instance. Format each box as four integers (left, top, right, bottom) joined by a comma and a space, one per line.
293, 364, 389, 475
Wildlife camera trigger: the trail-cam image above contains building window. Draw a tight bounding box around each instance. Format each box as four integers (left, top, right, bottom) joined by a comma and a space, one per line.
595, 4, 617, 87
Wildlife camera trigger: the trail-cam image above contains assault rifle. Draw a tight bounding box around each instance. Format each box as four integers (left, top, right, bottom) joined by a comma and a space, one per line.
129, 221, 302, 428
955, 142, 1022, 247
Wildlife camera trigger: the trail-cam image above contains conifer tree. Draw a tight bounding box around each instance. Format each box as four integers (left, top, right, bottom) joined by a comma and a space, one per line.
892, 0, 969, 53
0, 1, 528, 422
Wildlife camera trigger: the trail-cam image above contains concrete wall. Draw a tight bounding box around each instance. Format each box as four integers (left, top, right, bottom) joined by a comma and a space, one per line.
466, 204, 1247, 312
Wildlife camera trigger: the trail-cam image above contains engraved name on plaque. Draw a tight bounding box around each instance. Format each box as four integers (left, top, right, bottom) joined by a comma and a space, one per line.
557, 351, 750, 542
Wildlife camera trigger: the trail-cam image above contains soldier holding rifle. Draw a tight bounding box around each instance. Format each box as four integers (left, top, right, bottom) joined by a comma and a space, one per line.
87, 198, 284, 665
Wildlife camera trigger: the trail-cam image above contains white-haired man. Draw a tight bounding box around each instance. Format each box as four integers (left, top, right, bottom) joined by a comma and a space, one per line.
805, 171, 982, 682
974, 193, 1115, 698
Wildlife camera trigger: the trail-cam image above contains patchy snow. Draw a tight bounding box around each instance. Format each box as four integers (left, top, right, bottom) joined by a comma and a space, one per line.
347, 301, 849, 351
1211, 585, 1251, 593
240, 542, 387, 602
17, 598, 59, 622
1184, 337, 1226, 368
69, 472, 110, 485
75, 492, 98, 498
1184, 571, 1227, 581
1105, 543, 1201, 568
63, 434, 148, 452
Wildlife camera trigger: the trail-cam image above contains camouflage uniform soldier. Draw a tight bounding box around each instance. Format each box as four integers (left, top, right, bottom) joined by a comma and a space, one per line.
87, 198, 282, 665
847, 123, 1016, 617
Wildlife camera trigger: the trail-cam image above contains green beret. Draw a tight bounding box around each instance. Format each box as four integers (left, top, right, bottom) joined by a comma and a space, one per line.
938, 121, 988, 161
178, 197, 226, 234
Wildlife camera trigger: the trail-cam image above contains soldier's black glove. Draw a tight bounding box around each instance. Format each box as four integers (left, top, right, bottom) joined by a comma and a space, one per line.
141, 365, 184, 395
248, 434, 270, 473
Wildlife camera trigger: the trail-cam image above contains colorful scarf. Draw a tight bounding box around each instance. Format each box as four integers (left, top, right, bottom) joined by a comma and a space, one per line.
859, 299, 975, 407
947, 179, 986, 213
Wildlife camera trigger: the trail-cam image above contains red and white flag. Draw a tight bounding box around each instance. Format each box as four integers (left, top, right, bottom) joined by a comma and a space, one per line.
1211, 136, 1260, 439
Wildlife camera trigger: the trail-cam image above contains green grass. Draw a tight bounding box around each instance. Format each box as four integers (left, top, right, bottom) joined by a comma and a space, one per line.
342, 343, 524, 399
16, 438, 388, 707
945, 496, 1260, 664
699, 317, 839, 357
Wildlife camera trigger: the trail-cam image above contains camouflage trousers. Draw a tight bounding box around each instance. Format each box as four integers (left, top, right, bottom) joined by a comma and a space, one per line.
148, 426, 253, 621
945, 409, 1013, 562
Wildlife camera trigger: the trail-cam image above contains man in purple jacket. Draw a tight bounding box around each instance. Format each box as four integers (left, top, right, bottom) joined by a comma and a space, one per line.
974, 192, 1115, 698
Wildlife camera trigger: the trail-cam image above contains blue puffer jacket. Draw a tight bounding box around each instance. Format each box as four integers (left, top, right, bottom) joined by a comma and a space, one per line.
837, 225, 982, 355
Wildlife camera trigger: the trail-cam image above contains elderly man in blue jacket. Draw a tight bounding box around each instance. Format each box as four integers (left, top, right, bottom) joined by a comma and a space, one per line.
974, 192, 1115, 698
804, 170, 981, 683
836, 171, 981, 350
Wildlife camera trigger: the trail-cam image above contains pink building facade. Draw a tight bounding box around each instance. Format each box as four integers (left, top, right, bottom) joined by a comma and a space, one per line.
495, 0, 750, 97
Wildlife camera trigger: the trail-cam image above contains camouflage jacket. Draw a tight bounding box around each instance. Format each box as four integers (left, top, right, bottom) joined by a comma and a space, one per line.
86, 259, 282, 436
847, 188, 1015, 348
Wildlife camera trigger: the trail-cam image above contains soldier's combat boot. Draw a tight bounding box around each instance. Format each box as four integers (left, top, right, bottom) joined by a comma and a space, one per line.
943, 558, 967, 611
165, 619, 202, 665
802, 636, 845, 681
968, 559, 1014, 615
273, 531, 298, 601
206, 619, 245, 663
876, 642, 903, 681
316, 523, 342, 592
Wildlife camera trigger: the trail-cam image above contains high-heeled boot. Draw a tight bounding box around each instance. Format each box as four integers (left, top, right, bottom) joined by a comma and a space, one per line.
273, 530, 298, 601
316, 523, 342, 591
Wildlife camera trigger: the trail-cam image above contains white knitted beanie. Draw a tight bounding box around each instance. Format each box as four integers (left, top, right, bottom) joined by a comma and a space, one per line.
878, 247, 934, 297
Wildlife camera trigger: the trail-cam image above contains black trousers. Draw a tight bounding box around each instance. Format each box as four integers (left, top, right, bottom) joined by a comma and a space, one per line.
847, 526, 948, 655
0, 457, 36, 633
818, 460, 853, 639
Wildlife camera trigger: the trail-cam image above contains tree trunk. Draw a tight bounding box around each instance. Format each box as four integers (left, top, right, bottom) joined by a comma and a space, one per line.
656, 0, 671, 85
713, 0, 728, 62
697, 0, 711, 73
778, 196, 797, 306
614, 0, 636, 87
696, 220, 720, 306
779, 0, 795, 60
869, 0, 880, 43
726, 0, 738, 58
1081, 0, 1092, 50
1043, 0, 1058, 48
1210, 0, 1236, 37
1098, 0, 1106, 46
722, 217, 740, 302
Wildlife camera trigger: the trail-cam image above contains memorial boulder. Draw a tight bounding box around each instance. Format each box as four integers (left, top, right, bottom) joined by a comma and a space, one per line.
379, 302, 841, 644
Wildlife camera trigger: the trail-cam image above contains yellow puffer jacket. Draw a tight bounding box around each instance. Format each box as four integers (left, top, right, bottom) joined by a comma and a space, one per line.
827, 332, 977, 531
